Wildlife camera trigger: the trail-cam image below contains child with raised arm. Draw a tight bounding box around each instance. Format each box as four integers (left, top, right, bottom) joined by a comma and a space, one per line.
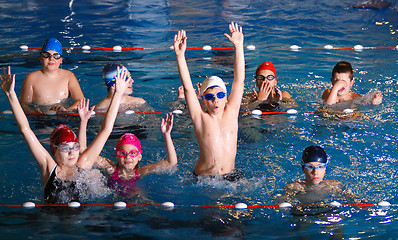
322, 61, 382, 106
20, 38, 84, 113
91, 113, 177, 196
173, 22, 245, 180
0, 66, 129, 203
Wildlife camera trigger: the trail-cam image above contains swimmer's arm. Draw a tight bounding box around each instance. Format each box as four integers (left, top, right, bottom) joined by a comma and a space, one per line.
1, 67, 54, 183
322, 88, 337, 105
77, 98, 95, 153
139, 113, 177, 176
173, 30, 202, 119
224, 22, 245, 112
95, 156, 116, 175
66, 72, 84, 111
78, 68, 128, 169
19, 75, 37, 113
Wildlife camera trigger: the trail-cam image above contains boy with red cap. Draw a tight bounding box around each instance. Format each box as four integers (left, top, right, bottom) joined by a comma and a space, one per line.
242, 61, 296, 111
173, 22, 244, 180
1, 65, 130, 203
20, 38, 84, 113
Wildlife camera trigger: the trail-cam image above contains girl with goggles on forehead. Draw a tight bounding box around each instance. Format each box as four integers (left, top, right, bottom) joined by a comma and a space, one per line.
242, 61, 296, 111
0, 66, 129, 203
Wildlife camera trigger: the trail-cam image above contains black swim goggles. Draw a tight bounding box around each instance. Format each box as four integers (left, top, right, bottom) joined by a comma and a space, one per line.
301, 162, 327, 170
202, 92, 227, 101
255, 74, 275, 81
41, 51, 62, 60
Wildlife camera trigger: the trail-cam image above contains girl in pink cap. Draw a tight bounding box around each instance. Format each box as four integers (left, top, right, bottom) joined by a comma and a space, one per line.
0, 66, 130, 203
92, 113, 177, 196
242, 61, 296, 111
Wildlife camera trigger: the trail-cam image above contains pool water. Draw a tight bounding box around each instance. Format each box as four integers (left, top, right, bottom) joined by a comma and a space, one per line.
1, 0, 398, 239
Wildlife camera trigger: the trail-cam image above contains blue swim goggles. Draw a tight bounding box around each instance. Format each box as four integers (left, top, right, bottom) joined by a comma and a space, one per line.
301, 162, 327, 170
202, 92, 226, 101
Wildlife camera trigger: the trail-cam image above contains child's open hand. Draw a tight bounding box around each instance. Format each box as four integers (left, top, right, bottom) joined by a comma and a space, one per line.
78, 98, 95, 122
255, 80, 273, 101
174, 30, 187, 57
0, 66, 15, 96
224, 22, 243, 47
161, 113, 174, 136
114, 66, 131, 94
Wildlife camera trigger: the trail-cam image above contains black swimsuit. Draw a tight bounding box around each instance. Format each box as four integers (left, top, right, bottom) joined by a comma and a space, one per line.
44, 165, 86, 204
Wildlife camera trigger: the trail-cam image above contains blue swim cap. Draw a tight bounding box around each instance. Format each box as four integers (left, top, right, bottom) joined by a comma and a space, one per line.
102, 63, 126, 88
302, 145, 327, 164
41, 38, 62, 55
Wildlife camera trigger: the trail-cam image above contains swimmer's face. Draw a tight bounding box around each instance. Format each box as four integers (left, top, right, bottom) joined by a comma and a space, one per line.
331, 72, 354, 97
116, 144, 142, 170
302, 161, 326, 185
202, 87, 227, 114
54, 142, 80, 167
256, 69, 277, 89
124, 70, 134, 95
40, 50, 63, 69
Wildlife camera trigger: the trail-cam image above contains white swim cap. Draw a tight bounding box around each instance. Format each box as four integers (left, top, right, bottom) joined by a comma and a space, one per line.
200, 76, 227, 96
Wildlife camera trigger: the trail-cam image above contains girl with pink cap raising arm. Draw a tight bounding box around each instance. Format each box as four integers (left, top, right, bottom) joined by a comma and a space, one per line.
0, 66, 130, 203
90, 113, 177, 196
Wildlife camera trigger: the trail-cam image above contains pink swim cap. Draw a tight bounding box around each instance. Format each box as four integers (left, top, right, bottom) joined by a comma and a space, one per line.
115, 133, 142, 152
256, 61, 277, 77
50, 124, 78, 155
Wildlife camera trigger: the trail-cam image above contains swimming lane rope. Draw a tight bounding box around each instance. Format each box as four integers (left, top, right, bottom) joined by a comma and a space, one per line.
0, 108, 357, 116
0, 44, 397, 52
0, 200, 389, 210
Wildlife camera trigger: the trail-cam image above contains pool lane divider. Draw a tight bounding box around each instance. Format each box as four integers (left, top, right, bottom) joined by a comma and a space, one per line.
1, 45, 397, 52
0, 110, 162, 116
0, 201, 389, 210
0, 108, 355, 117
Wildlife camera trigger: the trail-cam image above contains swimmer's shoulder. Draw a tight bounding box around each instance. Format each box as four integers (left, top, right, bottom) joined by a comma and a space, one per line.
95, 97, 112, 112
280, 90, 292, 99
127, 96, 146, 105
285, 180, 305, 191
350, 91, 361, 100
322, 88, 332, 100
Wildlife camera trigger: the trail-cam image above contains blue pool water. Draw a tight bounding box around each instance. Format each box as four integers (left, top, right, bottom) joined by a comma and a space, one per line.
1, 0, 398, 239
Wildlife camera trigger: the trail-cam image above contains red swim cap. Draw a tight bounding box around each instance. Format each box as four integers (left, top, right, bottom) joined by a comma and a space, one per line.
256, 61, 277, 77
50, 124, 78, 155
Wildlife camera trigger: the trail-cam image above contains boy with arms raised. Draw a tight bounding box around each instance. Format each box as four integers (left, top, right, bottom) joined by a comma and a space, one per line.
173, 22, 244, 180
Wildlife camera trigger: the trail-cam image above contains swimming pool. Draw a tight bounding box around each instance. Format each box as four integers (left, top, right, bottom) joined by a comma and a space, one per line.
0, 0, 398, 238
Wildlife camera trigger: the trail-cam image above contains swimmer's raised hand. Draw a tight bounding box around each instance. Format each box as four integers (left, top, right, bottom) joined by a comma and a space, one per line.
0, 66, 15, 96
161, 113, 174, 136
224, 22, 243, 47
114, 66, 131, 94
78, 98, 95, 123
174, 30, 187, 57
